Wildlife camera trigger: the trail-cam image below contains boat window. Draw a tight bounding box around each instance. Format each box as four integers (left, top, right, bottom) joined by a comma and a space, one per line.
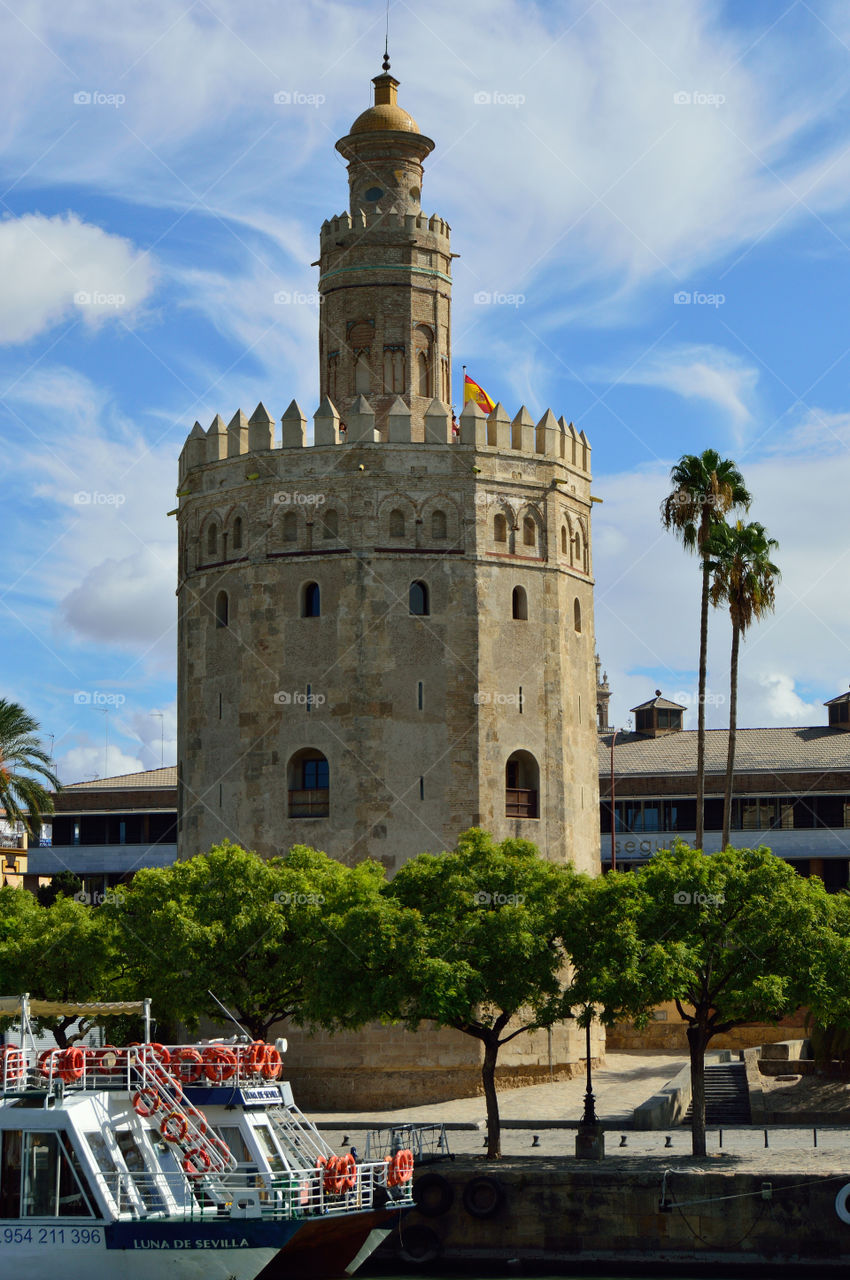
115, 1132, 165, 1214
251, 1123, 286, 1172
213, 1126, 253, 1166
4, 1131, 96, 1218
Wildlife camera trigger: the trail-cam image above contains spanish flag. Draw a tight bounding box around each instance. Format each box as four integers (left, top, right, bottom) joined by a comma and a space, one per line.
463, 373, 495, 414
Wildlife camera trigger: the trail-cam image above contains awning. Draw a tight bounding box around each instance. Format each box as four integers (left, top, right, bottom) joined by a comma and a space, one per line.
0, 998, 146, 1019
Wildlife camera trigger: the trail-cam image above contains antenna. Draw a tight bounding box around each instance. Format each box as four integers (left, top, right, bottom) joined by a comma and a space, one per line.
207, 989, 252, 1040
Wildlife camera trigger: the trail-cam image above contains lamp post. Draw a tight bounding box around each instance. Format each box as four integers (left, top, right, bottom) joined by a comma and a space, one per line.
610, 728, 618, 871
575, 1007, 604, 1160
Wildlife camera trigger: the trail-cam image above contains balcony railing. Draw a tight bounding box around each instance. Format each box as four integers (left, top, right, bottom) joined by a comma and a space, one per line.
288, 789, 329, 819
506, 788, 538, 819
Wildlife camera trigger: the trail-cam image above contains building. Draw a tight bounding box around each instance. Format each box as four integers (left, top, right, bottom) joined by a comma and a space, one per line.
175, 61, 600, 877
598, 685, 850, 888
0, 813, 50, 891
28, 768, 178, 896
173, 59, 602, 1105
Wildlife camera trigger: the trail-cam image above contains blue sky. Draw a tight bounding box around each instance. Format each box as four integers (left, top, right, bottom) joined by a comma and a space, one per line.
3, 0, 850, 782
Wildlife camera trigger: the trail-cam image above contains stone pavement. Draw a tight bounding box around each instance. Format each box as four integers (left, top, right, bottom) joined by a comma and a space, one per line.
307, 1050, 850, 1164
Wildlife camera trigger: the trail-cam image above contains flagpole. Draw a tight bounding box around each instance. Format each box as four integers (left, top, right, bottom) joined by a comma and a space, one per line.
462, 363, 466, 407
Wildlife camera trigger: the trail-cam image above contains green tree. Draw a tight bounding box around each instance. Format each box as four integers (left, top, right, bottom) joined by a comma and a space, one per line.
0, 699, 60, 837
110, 842, 354, 1038
36, 870, 82, 908
707, 520, 780, 847
0, 886, 116, 1046
567, 844, 839, 1157
661, 452, 751, 848
375, 829, 584, 1158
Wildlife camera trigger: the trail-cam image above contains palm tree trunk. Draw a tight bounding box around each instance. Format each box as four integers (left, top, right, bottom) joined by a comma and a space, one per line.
695, 558, 710, 850
722, 621, 740, 848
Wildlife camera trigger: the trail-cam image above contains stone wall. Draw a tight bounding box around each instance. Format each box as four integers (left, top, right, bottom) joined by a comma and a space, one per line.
606, 1003, 808, 1052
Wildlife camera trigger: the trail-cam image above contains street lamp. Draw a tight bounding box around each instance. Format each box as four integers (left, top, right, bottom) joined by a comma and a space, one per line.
575, 1006, 604, 1161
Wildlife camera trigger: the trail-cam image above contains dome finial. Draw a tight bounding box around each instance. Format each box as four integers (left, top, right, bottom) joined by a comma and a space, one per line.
383, 0, 390, 72
382, 48, 391, 73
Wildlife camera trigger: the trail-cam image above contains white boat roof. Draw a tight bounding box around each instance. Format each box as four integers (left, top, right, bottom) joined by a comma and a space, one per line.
0, 997, 146, 1018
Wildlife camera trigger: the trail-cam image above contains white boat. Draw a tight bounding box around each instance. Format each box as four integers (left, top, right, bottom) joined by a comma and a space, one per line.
0, 996, 414, 1279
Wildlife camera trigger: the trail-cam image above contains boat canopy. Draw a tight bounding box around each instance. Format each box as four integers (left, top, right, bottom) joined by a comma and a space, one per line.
0, 998, 146, 1019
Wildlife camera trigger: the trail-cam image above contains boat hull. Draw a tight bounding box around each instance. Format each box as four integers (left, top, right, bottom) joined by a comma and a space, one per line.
257, 1205, 402, 1279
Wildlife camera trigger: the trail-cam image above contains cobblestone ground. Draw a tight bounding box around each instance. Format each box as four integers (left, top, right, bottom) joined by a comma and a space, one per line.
308, 1050, 850, 1169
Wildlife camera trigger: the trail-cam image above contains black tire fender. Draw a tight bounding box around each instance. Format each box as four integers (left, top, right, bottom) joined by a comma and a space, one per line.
399, 1223, 442, 1265
413, 1171, 455, 1218
462, 1174, 505, 1218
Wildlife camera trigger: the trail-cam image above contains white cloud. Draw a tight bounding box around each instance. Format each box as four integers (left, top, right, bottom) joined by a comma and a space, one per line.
609, 344, 759, 430
0, 213, 155, 343
58, 742, 145, 787
593, 430, 850, 729
60, 545, 175, 652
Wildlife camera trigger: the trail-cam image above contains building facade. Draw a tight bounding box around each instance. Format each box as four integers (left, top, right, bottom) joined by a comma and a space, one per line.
29, 768, 178, 895
176, 66, 601, 878
598, 687, 850, 888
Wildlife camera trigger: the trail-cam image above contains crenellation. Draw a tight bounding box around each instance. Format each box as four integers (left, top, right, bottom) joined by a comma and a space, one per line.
248, 402, 275, 453
227, 409, 249, 457
313, 395, 340, 446
424, 398, 451, 445
281, 400, 307, 449
511, 406, 535, 453
487, 402, 511, 451
387, 395, 412, 443
207, 413, 228, 463
459, 399, 487, 448
347, 393, 380, 444
536, 408, 560, 458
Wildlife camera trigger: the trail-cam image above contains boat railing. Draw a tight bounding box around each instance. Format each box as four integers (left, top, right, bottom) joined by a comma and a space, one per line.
98, 1159, 411, 1221
1, 1041, 290, 1097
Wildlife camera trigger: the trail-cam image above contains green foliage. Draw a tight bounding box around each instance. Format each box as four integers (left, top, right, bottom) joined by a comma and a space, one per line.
36, 870, 82, 908
707, 519, 780, 633
108, 841, 359, 1038
0, 698, 60, 835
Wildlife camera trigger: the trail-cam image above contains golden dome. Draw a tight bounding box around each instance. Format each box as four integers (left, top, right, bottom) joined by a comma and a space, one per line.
350, 102, 420, 135
349, 72, 419, 136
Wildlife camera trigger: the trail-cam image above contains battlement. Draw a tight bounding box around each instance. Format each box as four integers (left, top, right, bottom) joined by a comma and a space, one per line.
178, 395, 590, 481
320, 208, 451, 250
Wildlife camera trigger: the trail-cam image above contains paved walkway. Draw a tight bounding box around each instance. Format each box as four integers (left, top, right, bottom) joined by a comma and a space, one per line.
308, 1050, 686, 1129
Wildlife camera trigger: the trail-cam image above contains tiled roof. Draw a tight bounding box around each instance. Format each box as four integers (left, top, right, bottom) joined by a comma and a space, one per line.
630, 695, 686, 712
60, 767, 177, 791
598, 728, 850, 778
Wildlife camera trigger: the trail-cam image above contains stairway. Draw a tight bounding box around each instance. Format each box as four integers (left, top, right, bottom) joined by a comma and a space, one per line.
684, 1061, 751, 1125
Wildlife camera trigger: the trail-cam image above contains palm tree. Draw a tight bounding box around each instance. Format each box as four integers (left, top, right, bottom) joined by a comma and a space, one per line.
0, 699, 60, 838
661, 451, 751, 848
708, 521, 780, 848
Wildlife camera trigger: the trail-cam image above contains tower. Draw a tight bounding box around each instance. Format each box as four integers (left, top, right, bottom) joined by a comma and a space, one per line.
176, 66, 600, 880
319, 62, 451, 438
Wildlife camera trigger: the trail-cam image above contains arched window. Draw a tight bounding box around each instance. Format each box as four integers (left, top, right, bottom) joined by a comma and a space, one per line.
232, 516, 243, 552
355, 353, 371, 394
493, 514, 507, 543
287, 749, 329, 818
574, 529, 582, 564
431, 509, 447, 540
283, 511, 298, 543
389, 508, 405, 538
383, 347, 405, 393
505, 750, 539, 819
302, 582, 321, 618
207, 522, 219, 558
322, 509, 338, 540
215, 590, 229, 628
409, 580, 429, 616
413, 324, 433, 398
561, 525, 568, 555
523, 516, 536, 548
512, 586, 528, 620
574, 598, 582, 633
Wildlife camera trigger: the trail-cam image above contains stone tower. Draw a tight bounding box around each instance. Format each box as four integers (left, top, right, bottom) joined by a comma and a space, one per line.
176, 65, 601, 879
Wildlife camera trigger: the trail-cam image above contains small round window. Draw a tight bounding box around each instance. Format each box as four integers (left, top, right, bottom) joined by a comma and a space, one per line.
363, 186, 384, 202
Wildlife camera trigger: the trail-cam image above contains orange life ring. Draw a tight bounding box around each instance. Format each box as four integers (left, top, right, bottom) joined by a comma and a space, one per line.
171, 1047, 203, 1084
133, 1088, 160, 1118
338, 1151, 357, 1192
388, 1148, 414, 1187
183, 1147, 211, 1179
0, 1046, 25, 1084
160, 1111, 189, 1143
38, 1049, 60, 1078
58, 1047, 85, 1083
145, 1043, 171, 1066
247, 1041, 267, 1075
261, 1046, 282, 1081
202, 1045, 238, 1083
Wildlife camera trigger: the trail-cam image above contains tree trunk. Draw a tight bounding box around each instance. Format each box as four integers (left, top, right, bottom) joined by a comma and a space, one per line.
481, 1036, 502, 1159
695, 556, 711, 850
687, 1023, 710, 1158
722, 621, 740, 849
